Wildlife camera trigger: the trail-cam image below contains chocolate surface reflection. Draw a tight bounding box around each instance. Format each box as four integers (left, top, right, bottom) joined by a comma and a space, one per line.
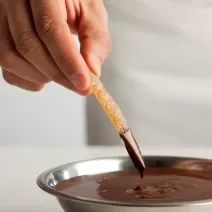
55, 167, 212, 203
173, 160, 212, 172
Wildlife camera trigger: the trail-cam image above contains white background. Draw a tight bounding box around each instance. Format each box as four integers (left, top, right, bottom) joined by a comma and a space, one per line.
1, 0, 212, 148
0, 67, 87, 147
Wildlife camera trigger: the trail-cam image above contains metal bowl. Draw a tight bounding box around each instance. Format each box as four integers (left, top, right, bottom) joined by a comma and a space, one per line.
37, 156, 212, 212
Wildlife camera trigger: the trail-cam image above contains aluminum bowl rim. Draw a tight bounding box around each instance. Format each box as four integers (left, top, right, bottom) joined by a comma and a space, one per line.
37, 155, 212, 207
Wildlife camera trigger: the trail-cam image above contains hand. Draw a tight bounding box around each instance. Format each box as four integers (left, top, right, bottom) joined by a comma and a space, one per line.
0, 0, 111, 95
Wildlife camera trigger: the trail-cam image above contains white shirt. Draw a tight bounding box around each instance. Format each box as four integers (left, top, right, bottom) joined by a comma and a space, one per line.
87, 0, 212, 147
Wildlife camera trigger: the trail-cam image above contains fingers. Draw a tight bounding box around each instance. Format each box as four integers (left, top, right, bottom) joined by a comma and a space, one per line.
30, 0, 91, 91
2, 68, 91, 95
1, 0, 110, 95
6, 0, 71, 89
4, 0, 91, 95
2, 69, 44, 92
76, 0, 112, 76
0, 11, 49, 84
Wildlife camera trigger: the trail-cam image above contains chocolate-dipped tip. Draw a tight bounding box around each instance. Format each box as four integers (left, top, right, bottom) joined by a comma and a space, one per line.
120, 129, 145, 177
125, 143, 145, 177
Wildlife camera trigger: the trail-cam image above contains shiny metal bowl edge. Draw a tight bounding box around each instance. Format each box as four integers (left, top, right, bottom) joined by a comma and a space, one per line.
37, 156, 212, 212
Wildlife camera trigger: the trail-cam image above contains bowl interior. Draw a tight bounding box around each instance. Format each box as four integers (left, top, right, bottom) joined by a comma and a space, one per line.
37, 156, 212, 206
44, 156, 190, 187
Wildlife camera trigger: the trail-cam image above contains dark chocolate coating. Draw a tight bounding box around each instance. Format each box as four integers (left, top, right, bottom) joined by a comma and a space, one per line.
120, 129, 145, 177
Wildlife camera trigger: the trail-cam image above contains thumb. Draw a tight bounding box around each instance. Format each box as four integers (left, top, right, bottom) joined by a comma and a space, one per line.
77, 0, 111, 77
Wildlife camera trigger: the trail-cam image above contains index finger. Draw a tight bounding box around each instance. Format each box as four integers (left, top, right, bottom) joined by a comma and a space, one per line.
30, 0, 91, 91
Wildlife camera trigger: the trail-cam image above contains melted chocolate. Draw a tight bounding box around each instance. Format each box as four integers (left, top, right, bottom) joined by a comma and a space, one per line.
55, 167, 212, 203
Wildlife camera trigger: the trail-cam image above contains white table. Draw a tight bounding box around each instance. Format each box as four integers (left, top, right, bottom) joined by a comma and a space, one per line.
1, 146, 211, 212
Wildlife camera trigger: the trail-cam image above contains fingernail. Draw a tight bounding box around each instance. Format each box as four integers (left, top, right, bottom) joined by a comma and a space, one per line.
71, 73, 86, 90
89, 55, 101, 77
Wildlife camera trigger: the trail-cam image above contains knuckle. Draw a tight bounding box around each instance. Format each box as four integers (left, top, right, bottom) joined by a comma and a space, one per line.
93, 29, 112, 54
36, 15, 59, 39
15, 31, 38, 57
51, 72, 65, 83
82, 28, 112, 54
50, 49, 75, 66
50, 51, 64, 63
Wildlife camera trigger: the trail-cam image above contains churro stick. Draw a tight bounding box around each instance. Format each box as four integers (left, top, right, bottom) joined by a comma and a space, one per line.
90, 73, 145, 177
